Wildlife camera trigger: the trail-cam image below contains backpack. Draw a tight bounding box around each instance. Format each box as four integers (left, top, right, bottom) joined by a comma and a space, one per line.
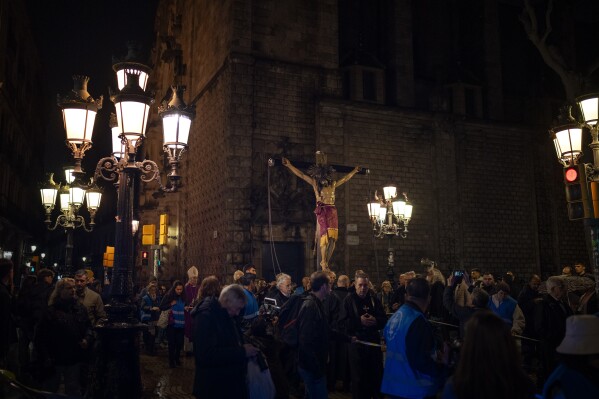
276, 294, 305, 347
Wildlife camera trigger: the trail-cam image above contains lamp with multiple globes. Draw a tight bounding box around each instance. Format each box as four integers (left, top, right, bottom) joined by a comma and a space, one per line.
367, 183, 414, 281
40, 173, 102, 232
53, 46, 195, 398
367, 184, 413, 238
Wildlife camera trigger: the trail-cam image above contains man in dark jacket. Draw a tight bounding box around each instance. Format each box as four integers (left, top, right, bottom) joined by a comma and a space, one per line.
341, 271, 387, 399
191, 284, 258, 399
330, 274, 351, 391
298, 271, 353, 399
517, 274, 542, 371
534, 276, 573, 384
266, 273, 293, 308
34, 278, 93, 396
517, 274, 542, 330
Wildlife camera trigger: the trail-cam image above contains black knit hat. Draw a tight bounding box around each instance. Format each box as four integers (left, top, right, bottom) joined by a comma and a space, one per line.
37, 268, 55, 279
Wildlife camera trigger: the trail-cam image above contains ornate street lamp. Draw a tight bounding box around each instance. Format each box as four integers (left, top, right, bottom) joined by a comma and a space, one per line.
368, 184, 413, 238
367, 183, 414, 281
56, 48, 195, 397
40, 172, 102, 273
551, 123, 583, 167
40, 173, 101, 232
57, 76, 103, 179
159, 85, 195, 181
550, 93, 599, 307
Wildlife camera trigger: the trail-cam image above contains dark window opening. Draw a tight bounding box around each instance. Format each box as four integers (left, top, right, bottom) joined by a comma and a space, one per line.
363, 71, 376, 101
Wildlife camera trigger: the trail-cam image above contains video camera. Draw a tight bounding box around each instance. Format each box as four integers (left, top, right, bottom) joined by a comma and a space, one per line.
260, 297, 281, 322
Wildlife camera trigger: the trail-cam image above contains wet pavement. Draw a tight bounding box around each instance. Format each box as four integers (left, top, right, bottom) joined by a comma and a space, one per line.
140, 345, 352, 398
140, 346, 194, 398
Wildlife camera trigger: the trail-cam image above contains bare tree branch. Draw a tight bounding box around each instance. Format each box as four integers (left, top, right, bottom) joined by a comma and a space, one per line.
585, 59, 599, 81
520, 0, 582, 101
541, 0, 554, 44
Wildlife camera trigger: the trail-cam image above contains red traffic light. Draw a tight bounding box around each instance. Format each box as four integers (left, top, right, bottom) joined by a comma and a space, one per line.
142, 251, 149, 259
564, 166, 579, 183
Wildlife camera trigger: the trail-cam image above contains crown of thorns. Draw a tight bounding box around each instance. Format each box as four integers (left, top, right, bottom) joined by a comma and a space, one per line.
307, 164, 335, 182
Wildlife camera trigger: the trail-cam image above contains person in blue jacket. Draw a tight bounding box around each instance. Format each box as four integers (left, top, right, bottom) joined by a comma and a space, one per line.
159, 280, 187, 368
381, 277, 448, 399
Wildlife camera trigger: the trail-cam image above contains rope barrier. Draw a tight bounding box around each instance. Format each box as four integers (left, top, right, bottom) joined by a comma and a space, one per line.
426, 319, 540, 342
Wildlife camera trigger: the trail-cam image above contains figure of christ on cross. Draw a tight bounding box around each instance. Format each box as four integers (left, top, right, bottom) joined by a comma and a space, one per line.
282, 152, 361, 272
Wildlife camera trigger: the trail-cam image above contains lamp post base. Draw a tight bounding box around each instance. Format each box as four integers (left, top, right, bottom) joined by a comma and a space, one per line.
386, 237, 395, 284
91, 304, 146, 399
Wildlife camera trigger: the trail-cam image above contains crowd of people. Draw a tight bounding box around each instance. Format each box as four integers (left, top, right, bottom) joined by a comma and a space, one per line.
2, 257, 599, 399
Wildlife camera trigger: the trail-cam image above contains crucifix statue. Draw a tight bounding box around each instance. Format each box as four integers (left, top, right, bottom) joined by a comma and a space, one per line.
282, 151, 361, 271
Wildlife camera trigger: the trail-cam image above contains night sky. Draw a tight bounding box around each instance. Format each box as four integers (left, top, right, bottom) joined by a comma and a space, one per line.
25, 0, 159, 176
24, 0, 159, 264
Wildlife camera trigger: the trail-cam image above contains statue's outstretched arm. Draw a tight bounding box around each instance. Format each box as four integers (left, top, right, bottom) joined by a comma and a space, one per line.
282, 157, 315, 186
336, 165, 361, 187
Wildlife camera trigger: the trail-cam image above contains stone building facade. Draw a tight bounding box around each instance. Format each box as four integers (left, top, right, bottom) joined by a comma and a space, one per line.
138, 0, 587, 284
0, 0, 45, 267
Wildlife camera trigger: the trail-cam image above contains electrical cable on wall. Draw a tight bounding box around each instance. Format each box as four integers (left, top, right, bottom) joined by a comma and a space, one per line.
267, 159, 282, 276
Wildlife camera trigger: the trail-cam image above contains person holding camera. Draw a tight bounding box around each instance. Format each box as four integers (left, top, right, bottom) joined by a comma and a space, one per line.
443, 272, 489, 339
266, 273, 293, 308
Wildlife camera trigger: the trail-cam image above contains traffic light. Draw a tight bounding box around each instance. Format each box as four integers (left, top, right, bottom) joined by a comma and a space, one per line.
142, 224, 156, 246
103, 246, 114, 267
563, 164, 590, 220
159, 214, 168, 245
141, 251, 149, 266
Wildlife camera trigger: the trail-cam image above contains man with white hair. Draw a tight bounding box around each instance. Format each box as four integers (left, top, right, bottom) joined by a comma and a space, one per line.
266, 273, 292, 307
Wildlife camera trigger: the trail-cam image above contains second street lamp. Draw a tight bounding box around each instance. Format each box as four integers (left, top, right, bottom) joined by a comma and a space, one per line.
40, 172, 102, 273
367, 183, 414, 281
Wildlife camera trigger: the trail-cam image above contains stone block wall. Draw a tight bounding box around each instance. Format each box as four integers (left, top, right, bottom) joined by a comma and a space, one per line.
247, 0, 338, 69
143, 0, 590, 285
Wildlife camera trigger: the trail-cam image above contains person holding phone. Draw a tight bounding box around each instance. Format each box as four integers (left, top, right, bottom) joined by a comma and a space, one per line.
443, 274, 489, 338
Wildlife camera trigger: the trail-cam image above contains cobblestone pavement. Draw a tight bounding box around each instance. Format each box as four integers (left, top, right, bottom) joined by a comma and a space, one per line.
140, 345, 352, 398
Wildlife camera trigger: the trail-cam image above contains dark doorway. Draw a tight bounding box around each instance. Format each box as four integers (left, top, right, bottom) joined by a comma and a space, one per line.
262, 242, 304, 285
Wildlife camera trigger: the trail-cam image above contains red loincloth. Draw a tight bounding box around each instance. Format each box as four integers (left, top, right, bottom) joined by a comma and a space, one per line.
314, 202, 338, 247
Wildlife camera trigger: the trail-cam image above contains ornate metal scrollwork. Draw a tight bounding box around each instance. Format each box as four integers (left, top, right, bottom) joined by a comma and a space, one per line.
46, 212, 94, 232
